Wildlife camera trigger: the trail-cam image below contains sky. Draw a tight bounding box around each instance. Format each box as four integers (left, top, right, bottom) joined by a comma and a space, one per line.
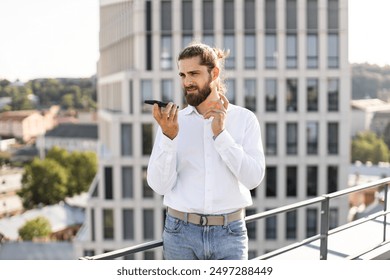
0, 0, 389, 83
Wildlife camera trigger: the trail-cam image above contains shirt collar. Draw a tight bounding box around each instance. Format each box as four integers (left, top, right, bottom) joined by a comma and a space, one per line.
183, 104, 232, 116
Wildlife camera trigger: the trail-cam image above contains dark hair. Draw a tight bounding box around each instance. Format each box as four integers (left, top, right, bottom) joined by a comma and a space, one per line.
178, 42, 229, 94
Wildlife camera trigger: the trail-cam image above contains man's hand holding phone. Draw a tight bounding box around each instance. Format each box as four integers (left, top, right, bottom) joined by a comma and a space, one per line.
144, 100, 179, 140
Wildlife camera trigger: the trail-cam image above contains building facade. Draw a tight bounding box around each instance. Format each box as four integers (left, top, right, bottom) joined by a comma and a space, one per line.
75, 0, 350, 259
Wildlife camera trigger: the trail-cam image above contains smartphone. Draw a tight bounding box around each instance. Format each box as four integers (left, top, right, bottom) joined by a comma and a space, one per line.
144, 100, 178, 108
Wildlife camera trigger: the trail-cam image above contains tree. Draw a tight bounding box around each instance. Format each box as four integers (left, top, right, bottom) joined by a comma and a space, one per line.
18, 147, 98, 208
19, 158, 68, 208
18, 216, 52, 241
46, 146, 97, 196
351, 131, 390, 164
67, 151, 97, 196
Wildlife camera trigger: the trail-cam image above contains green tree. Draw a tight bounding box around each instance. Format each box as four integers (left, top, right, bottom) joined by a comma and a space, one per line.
18, 216, 52, 241
351, 131, 390, 164
384, 122, 390, 150
19, 158, 68, 208
46, 146, 97, 196
67, 151, 97, 196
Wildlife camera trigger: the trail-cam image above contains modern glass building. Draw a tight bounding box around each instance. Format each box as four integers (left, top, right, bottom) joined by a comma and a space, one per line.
75, 0, 350, 260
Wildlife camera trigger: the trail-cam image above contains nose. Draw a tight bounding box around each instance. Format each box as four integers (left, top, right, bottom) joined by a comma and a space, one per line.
184, 77, 194, 87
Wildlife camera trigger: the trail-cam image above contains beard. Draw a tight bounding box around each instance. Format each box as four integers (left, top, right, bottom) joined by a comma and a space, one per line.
183, 77, 212, 107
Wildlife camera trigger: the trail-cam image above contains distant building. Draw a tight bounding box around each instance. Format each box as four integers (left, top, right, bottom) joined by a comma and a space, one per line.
351, 98, 390, 137
0, 169, 24, 218
0, 106, 59, 143
36, 123, 98, 157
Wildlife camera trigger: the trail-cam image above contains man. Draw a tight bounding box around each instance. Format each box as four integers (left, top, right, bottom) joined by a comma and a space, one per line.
147, 43, 265, 260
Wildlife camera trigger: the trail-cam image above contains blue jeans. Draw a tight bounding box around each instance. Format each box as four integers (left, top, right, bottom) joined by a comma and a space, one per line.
163, 213, 248, 260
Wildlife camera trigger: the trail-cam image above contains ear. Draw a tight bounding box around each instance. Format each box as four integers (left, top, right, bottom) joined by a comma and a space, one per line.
211, 67, 220, 81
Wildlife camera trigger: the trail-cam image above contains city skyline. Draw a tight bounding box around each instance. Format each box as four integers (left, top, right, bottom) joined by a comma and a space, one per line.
0, 0, 389, 82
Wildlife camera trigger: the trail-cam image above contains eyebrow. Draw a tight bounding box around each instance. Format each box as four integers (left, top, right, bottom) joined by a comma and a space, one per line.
179, 70, 201, 76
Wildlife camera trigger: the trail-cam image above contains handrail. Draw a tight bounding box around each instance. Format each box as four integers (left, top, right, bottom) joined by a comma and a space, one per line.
80, 177, 390, 260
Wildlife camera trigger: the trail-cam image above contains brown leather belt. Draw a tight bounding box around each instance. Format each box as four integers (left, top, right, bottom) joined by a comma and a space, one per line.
167, 207, 245, 226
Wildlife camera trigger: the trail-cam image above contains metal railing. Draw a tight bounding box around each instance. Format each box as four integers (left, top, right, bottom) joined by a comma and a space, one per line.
80, 177, 390, 260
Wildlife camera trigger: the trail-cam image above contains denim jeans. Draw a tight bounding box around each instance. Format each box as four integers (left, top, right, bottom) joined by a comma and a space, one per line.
162, 213, 248, 260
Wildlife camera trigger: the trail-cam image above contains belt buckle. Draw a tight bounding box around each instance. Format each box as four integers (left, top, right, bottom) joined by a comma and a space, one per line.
199, 215, 208, 226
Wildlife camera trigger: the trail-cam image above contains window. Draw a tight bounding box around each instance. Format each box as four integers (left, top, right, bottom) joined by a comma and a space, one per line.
266, 166, 277, 197
143, 209, 154, 239
246, 208, 257, 240
226, 79, 236, 104
328, 122, 339, 154
142, 123, 153, 155
328, 78, 339, 111
307, 79, 319, 111
307, 0, 318, 68
286, 34, 297, 68
182, 0, 193, 47
265, 79, 277, 111
306, 208, 317, 237
244, 34, 256, 69
146, 1, 152, 70
128, 81, 133, 114
142, 166, 154, 198
161, 1, 172, 70
103, 208, 114, 240
104, 166, 113, 199
265, 34, 277, 69
286, 123, 298, 155
122, 167, 133, 198
306, 166, 318, 196
286, 79, 298, 112
223, 0, 235, 31
141, 80, 153, 113
266, 123, 277, 155
90, 209, 95, 241
265, 0, 276, 30
329, 208, 339, 229
306, 121, 318, 155
328, 33, 339, 68
307, 0, 318, 30
161, 35, 173, 70
223, 0, 235, 69
123, 209, 134, 240
286, 166, 297, 197
224, 35, 235, 69
286, 210, 297, 239
307, 34, 318, 68
121, 124, 133, 156
202, 0, 214, 45
244, 0, 256, 69
327, 166, 338, 193
161, 79, 173, 102
327, 0, 339, 30
265, 208, 277, 239
286, 0, 297, 68
244, 79, 256, 111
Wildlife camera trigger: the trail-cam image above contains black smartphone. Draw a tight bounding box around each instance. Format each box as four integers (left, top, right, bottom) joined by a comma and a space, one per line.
144, 100, 178, 108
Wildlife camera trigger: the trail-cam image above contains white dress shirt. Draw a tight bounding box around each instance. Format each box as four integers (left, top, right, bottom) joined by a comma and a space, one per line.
147, 104, 265, 214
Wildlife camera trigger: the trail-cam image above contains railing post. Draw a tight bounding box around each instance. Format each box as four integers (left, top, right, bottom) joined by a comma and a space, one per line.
319, 196, 330, 260
383, 184, 389, 243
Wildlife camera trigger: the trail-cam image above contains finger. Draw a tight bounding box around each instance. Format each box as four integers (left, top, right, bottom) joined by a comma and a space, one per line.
152, 104, 162, 120
219, 93, 229, 110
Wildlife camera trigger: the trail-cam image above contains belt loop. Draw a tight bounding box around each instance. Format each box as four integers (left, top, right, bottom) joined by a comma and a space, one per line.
184, 212, 188, 224
223, 214, 228, 227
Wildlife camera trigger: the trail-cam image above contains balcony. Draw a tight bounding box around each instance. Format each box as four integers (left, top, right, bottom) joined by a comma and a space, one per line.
80, 177, 390, 260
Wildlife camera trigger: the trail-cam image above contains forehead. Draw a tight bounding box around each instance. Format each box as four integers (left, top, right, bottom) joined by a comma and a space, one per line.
178, 56, 208, 73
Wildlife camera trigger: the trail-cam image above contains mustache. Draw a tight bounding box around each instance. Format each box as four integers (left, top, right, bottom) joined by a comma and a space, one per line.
185, 85, 198, 91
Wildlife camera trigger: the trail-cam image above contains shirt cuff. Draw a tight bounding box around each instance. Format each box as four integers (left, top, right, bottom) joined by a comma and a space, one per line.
160, 132, 177, 152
